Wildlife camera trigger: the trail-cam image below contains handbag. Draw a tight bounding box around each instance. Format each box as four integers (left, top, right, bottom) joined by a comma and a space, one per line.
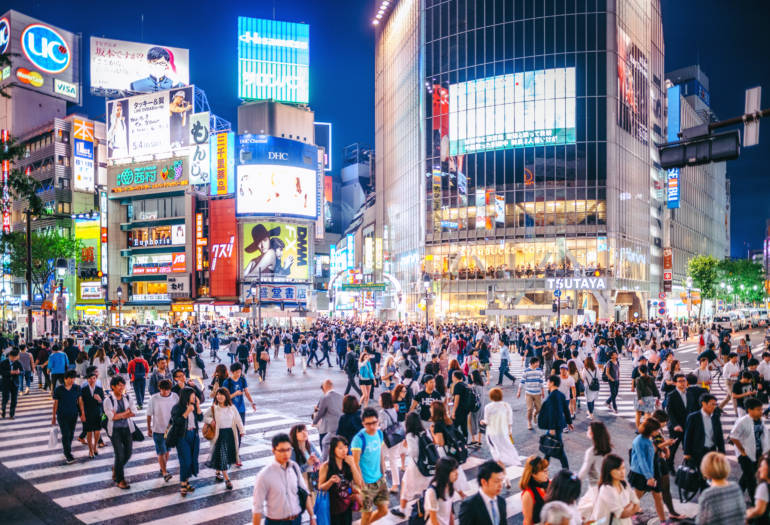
674, 462, 702, 502
313, 490, 331, 525
202, 408, 216, 440
293, 464, 309, 513
48, 426, 60, 449
131, 427, 145, 442
382, 411, 405, 448
330, 476, 355, 514
538, 433, 563, 457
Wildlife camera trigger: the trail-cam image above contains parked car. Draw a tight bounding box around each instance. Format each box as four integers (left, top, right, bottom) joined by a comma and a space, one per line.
730, 310, 748, 331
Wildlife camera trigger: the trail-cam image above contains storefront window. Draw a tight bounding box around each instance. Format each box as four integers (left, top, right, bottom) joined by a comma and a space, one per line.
128, 224, 185, 247
130, 281, 169, 301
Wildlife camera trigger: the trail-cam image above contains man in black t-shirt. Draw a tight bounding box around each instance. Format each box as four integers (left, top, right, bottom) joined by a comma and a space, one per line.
52, 370, 83, 463
732, 371, 757, 413
236, 339, 251, 373
410, 374, 443, 427
450, 370, 472, 440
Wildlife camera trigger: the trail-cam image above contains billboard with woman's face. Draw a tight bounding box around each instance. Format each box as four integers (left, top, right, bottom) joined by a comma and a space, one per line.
241, 221, 309, 281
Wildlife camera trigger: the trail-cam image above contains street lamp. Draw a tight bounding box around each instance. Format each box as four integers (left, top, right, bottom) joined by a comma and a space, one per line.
55, 258, 67, 341
0, 289, 5, 333
422, 273, 431, 328
116, 286, 123, 327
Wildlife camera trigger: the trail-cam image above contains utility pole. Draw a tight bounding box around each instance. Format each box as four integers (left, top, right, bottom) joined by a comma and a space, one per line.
25, 210, 32, 342
257, 268, 262, 331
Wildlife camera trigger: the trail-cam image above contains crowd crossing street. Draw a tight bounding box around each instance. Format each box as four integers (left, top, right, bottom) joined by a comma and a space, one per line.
2, 320, 770, 525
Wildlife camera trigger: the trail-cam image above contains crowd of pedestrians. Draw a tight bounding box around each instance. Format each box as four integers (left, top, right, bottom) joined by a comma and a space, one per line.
1, 317, 769, 525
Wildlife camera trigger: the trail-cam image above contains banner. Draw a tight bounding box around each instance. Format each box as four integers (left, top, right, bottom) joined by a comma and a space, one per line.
108, 156, 189, 195
106, 86, 194, 160
188, 112, 210, 185
210, 132, 235, 195
89, 36, 189, 97
241, 221, 309, 281
617, 26, 649, 145
209, 199, 238, 297
72, 118, 94, 192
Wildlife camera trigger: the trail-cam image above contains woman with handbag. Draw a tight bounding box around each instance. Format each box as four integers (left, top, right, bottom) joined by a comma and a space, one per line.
170, 386, 202, 496
290, 423, 322, 508
377, 391, 403, 494
80, 369, 104, 459
203, 387, 244, 490
319, 435, 364, 525
581, 356, 600, 420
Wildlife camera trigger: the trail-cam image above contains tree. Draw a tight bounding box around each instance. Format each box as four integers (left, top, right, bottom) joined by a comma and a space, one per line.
716, 258, 765, 306
687, 255, 720, 320
2, 231, 81, 298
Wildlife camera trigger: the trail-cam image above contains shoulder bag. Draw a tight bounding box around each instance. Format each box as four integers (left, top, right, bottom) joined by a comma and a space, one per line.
202, 407, 217, 440
382, 410, 405, 448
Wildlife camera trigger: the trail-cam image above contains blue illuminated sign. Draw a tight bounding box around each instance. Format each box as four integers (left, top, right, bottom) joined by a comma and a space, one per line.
237, 17, 309, 104
667, 85, 681, 143
667, 168, 680, 209
237, 134, 317, 170
21, 23, 70, 74
0, 18, 9, 55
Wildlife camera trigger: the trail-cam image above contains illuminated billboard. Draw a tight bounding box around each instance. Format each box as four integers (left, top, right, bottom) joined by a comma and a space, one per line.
89, 36, 189, 97
237, 17, 309, 104
106, 86, 194, 160
209, 199, 238, 297
236, 135, 318, 219
241, 221, 309, 281
75, 218, 102, 303
314, 122, 332, 171
617, 26, 649, 144
108, 156, 189, 196
72, 118, 95, 192
0, 11, 81, 103
448, 67, 576, 155
210, 132, 235, 195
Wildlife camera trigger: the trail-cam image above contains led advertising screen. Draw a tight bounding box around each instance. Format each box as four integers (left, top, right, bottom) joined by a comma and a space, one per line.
75, 218, 102, 302
106, 85, 194, 160
0, 10, 81, 103
617, 26, 649, 144
236, 135, 318, 219
90, 37, 188, 97
209, 199, 238, 297
108, 156, 189, 196
72, 118, 95, 192
210, 132, 236, 195
448, 67, 576, 155
237, 17, 309, 104
241, 221, 309, 281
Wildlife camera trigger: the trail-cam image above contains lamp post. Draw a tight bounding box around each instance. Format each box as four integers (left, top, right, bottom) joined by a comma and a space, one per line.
55, 259, 67, 342
422, 273, 431, 328
0, 289, 5, 333
116, 286, 123, 327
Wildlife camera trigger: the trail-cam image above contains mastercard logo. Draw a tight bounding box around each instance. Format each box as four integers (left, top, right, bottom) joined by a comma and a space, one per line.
16, 67, 44, 87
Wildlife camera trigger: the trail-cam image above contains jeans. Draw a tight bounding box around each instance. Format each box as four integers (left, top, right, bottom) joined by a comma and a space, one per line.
58, 414, 77, 459
586, 401, 595, 414
497, 360, 516, 385
111, 426, 133, 482
738, 455, 758, 504
315, 350, 331, 367
454, 410, 469, 441
18, 371, 32, 392
344, 374, 362, 396
265, 517, 301, 525
51, 373, 65, 391
606, 381, 619, 411
544, 429, 569, 469
36, 365, 46, 386
177, 429, 200, 482
132, 378, 146, 406
2, 384, 19, 417
239, 359, 250, 374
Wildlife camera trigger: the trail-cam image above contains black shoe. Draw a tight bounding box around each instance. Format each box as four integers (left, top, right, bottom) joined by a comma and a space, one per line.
391, 509, 406, 518
65, 456, 76, 464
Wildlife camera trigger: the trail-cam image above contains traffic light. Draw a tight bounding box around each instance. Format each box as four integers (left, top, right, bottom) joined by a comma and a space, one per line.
552, 302, 558, 313
659, 130, 740, 169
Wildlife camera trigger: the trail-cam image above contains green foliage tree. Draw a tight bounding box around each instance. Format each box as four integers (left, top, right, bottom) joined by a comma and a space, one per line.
716, 258, 765, 306
687, 255, 720, 320
1, 231, 81, 297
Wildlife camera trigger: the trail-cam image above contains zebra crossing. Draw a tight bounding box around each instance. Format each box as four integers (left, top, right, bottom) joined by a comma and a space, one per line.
0, 381, 530, 525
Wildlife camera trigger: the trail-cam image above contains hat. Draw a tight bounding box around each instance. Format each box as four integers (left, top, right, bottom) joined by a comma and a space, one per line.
245, 224, 281, 253
172, 90, 186, 99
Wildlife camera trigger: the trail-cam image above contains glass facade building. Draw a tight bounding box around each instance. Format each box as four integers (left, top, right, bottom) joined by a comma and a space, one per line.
376, 0, 667, 323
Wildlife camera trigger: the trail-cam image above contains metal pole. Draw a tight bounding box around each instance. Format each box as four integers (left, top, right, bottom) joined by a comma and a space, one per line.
425, 289, 429, 327
557, 296, 561, 328
58, 280, 64, 342
257, 269, 262, 332
25, 210, 32, 341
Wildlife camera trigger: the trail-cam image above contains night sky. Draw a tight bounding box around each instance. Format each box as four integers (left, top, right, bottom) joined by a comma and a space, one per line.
5, 0, 769, 258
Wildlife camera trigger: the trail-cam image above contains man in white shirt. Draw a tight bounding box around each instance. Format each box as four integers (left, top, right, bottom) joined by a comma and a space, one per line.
729, 397, 770, 503
720, 352, 742, 414
146, 379, 179, 481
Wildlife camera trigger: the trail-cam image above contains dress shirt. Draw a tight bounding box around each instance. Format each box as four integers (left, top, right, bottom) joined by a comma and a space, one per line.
479, 490, 499, 524
252, 459, 308, 519
701, 409, 714, 448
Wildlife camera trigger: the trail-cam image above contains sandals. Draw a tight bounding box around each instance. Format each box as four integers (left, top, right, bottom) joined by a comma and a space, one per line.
180, 482, 194, 496
116, 480, 130, 490
215, 474, 224, 483
163, 473, 173, 482
225, 480, 233, 490
180, 485, 188, 497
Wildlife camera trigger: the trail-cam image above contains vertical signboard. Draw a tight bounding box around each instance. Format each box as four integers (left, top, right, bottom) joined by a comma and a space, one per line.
188, 112, 210, 185
667, 169, 680, 209
195, 212, 205, 271
315, 148, 324, 240
75, 218, 102, 302
100, 191, 108, 276
72, 118, 95, 192
209, 199, 237, 297
666, 84, 682, 209
1, 129, 9, 233
210, 131, 235, 195
663, 247, 673, 293
346, 233, 355, 269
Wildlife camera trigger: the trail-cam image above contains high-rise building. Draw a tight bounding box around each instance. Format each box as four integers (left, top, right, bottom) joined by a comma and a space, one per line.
664, 65, 729, 316
374, 0, 667, 323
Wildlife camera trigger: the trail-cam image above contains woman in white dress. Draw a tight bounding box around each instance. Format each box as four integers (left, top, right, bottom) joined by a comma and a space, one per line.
577, 421, 613, 520
424, 457, 459, 525
482, 387, 521, 486
392, 412, 430, 519
91, 347, 112, 388
591, 454, 641, 525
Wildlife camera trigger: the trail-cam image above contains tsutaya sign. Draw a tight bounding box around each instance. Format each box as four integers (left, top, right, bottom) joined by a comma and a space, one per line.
546, 277, 606, 290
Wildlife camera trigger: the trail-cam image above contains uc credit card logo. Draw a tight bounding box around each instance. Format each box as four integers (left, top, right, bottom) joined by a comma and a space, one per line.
0, 18, 10, 55
21, 23, 70, 74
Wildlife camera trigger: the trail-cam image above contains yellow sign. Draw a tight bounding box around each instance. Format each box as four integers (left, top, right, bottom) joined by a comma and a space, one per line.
171, 302, 194, 313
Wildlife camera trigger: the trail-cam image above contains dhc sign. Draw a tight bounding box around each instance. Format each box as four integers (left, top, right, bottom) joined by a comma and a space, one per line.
546, 277, 607, 290
21, 23, 70, 74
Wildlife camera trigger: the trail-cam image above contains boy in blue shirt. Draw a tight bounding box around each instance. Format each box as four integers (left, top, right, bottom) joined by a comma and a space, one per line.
352, 407, 388, 525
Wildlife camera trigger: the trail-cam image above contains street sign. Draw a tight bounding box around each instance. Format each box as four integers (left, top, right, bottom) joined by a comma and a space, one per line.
744, 86, 761, 147
553, 289, 562, 297
658, 307, 666, 315
340, 283, 386, 291
659, 292, 666, 300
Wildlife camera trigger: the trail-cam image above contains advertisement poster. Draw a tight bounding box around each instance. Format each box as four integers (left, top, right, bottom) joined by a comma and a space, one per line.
210, 132, 235, 195
90, 36, 189, 97
106, 85, 194, 160
75, 218, 102, 302
495, 194, 505, 225
617, 26, 649, 144
72, 118, 95, 192
209, 199, 238, 297
242, 222, 309, 281
188, 112, 210, 185
0, 11, 81, 103
238, 17, 309, 104
108, 156, 189, 195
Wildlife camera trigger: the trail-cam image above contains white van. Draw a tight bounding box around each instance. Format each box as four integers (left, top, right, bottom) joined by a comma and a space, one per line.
730, 310, 748, 331
713, 315, 733, 332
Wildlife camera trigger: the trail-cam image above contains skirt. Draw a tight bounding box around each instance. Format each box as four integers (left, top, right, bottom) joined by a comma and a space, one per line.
83, 414, 102, 432
208, 428, 237, 471
486, 431, 522, 467
286, 353, 295, 368
400, 458, 429, 500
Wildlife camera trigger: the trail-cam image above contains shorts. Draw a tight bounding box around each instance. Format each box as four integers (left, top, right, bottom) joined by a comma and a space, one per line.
628, 470, 660, 493
152, 432, 168, 455
635, 396, 656, 413
480, 363, 491, 373
360, 477, 389, 512
359, 378, 374, 386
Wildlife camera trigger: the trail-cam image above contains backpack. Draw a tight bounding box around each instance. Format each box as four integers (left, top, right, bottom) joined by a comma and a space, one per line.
441, 424, 469, 464
416, 431, 440, 477
133, 360, 146, 379
344, 354, 359, 375
463, 385, 481, 413
587, 370, 600, 391
408, 484, 434, 525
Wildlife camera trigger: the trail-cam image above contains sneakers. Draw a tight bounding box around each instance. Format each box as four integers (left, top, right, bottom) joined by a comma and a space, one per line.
65, 456, 76, 464
391, 509, 406, 518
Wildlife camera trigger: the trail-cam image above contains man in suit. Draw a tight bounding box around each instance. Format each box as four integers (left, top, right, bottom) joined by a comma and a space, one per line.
683, 393, 724, 477
538, 375, 573, 469
459, 460, 507, 525
312, 379, 343, 449
665, 373, 689, 468
685, 373, 708, 413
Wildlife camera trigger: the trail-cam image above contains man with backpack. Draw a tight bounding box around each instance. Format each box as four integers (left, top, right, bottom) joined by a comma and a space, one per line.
343, 345, 362, 396
411, 375, 443, 429
127, 351, 150, 409
352, 407, 389, 525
